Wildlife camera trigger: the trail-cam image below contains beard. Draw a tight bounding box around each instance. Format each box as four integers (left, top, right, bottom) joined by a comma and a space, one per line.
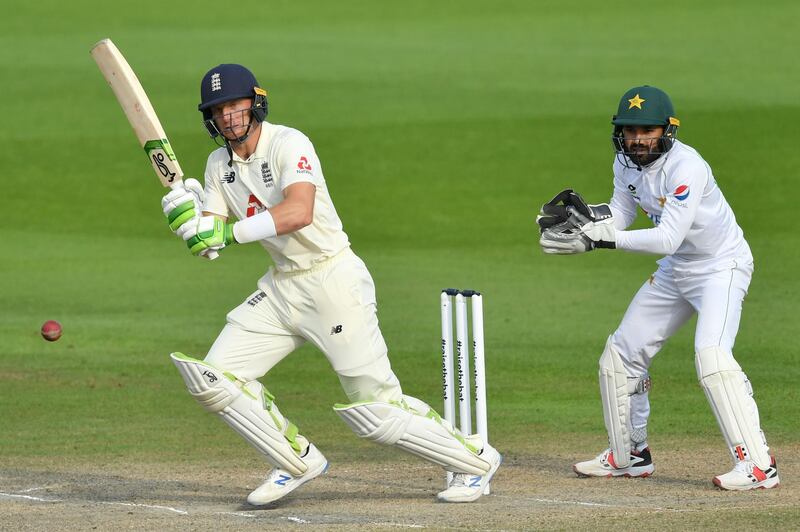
626, 140, 661, 166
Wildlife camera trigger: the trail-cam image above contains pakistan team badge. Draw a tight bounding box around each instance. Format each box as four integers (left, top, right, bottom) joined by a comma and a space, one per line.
628, 94, 645, 109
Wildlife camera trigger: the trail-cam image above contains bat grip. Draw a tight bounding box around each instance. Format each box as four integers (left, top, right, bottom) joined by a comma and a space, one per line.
169, 181, 219, 260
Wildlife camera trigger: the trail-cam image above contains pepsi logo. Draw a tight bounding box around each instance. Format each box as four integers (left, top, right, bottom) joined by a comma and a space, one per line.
674, 184, 690, 201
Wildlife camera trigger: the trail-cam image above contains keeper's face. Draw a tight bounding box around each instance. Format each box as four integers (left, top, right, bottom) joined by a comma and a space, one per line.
622, 125, 665, 164
211, 97, 255, 140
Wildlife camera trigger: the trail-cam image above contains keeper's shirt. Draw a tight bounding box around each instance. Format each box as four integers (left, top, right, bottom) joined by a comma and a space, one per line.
609, 140, 752, 276
203, 122, 350, 273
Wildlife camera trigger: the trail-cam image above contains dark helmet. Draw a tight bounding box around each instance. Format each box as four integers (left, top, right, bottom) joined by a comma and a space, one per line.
198, 64, 268, 139
611, 85, 680, 167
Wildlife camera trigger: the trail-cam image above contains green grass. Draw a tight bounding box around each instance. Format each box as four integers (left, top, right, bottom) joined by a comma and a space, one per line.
2, 0, 798, 474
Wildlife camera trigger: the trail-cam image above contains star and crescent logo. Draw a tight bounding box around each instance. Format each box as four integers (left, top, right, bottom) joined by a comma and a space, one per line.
628, 94, 645, 109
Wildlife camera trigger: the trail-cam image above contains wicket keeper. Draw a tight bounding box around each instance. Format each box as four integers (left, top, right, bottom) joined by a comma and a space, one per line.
161, 64, 501, 505
538, 85, 779, 490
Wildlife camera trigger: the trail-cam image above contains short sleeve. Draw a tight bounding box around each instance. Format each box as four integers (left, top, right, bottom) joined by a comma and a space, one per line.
275, 132, 322, 190
202, 155, 229, 217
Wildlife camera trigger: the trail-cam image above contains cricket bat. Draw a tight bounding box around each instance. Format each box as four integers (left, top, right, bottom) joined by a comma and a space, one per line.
91, 38, 217, 259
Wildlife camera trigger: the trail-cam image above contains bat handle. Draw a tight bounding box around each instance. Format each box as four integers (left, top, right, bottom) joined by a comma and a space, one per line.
169, 181, 219, 260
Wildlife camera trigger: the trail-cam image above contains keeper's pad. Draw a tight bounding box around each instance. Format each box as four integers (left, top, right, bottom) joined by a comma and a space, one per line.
599, 339, 651, 468
333, 395, 490, 475
170, 353, 308, 476
696, 346, 770, 469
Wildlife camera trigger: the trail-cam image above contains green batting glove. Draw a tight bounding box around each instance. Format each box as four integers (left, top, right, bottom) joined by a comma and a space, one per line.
167, 201, 196, 230
161, 178, 205, 239
184, 216, 236, 256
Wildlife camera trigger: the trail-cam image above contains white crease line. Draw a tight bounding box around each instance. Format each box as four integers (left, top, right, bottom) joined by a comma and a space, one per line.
0, 492, 62, 503
287, 516, 309, 523
501, 495, 799, 514
503, 495, 620, 508
19, 487, 50, 493
373, 523, 425, 528
215, 511, 256, 518
651, 504, 800, 514
98, 501, 188, 515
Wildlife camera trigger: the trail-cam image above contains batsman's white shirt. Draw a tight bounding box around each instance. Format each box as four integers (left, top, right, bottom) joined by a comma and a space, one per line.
610, 140, 752, 276
203, 121, 349, 273
200, 122, 398, 398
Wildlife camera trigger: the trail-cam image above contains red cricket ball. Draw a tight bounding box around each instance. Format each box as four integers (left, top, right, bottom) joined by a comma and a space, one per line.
41, 320, 62, 342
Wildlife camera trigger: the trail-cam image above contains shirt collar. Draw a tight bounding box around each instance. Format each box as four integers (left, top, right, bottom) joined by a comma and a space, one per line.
231, 122, 272, 163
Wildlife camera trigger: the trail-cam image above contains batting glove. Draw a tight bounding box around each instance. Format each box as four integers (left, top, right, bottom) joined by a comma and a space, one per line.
183, 216, 236, 256
161, 178, 205, 239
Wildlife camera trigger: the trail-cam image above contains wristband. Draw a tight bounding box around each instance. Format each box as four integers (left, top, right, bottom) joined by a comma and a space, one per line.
232, 209, 277, 243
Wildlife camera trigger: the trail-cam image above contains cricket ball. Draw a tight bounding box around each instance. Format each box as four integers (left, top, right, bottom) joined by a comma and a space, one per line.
41, 320, 62, 342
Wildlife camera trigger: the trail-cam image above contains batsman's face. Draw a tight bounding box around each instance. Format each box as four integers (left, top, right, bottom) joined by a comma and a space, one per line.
211, 98, 254, 140
622, 125, 665, 162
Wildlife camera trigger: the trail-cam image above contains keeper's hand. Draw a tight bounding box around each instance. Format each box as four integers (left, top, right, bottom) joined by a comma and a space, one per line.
161, 178, 205, 239
183, 216, 236, 256
536, 189, 576, 233
539, 204, 616, 254
536, 189, 612, 232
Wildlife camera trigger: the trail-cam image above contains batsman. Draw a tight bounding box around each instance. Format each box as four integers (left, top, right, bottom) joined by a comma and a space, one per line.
538, 85, 779, 490
161, 64, 501, 505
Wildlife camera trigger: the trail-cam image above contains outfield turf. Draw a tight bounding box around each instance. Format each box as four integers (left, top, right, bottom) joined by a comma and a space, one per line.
2, 0, 799, 527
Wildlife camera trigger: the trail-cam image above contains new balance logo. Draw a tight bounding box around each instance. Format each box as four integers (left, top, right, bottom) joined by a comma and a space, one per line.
274, 474, 291, 486
222, 171, 235, 184
330, 325, 343, 335
468, 476, 481, 488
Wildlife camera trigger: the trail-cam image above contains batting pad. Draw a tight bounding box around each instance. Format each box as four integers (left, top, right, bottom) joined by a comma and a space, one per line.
599, 339, 633, 468
170, 353, 308, 476
696, 347, 771, 469
333, 395, 490, 475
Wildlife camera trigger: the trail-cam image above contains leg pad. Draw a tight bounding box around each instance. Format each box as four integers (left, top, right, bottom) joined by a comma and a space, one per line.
334, 395, 490, 475
171, 353, 308, 476
696, 346, 770, 469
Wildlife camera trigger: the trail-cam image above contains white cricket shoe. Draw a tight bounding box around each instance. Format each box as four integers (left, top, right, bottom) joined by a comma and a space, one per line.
246, 444, 329, 506
437, 444, 502, 503
713, 456, 780, 491
573, 447, 654, 478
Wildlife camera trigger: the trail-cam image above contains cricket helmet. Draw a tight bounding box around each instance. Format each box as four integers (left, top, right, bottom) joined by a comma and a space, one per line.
198, 64, 268, 139
611, 85, 680, 167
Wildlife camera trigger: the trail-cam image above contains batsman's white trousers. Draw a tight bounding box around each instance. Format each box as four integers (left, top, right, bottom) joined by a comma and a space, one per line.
609, 258, 754, 430
205, 247, 401, 403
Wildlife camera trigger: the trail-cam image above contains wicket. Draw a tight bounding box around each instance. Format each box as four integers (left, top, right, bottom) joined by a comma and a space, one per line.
440, 288, 489, 492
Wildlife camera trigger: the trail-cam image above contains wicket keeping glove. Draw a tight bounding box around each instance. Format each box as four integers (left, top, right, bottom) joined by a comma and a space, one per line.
536, 189, 613, 234
161, 178, 205, 239
539, 202, 616, 254
536, 189, 578, 233
183, 216, 236, 256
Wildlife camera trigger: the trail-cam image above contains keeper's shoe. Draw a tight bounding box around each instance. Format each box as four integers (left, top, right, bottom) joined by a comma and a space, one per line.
573, 447, 654, 478
437, 444, 502, 503
247, 444, 329, 506
713, 456, 780, 491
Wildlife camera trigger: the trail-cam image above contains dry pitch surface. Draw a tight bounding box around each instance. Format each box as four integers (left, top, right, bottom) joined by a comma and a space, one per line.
2, 443, 797, 530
